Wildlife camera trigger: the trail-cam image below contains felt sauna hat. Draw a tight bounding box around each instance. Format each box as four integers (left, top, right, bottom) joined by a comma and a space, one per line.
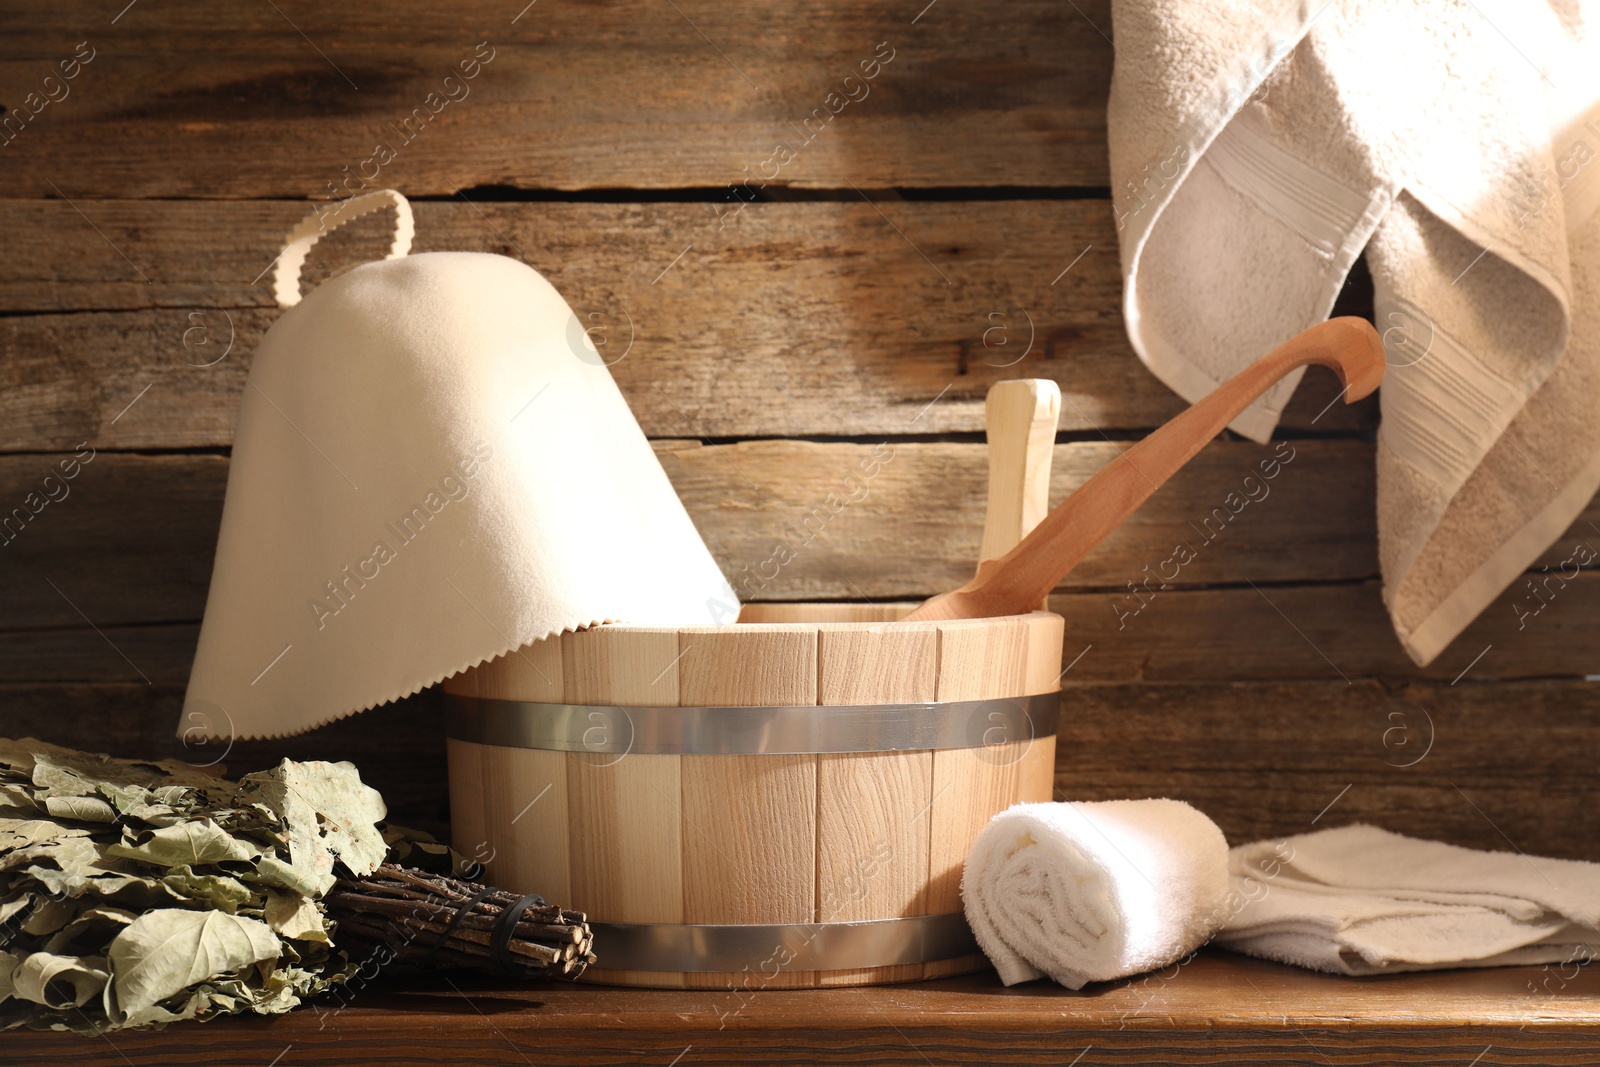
183, 190, 738, 740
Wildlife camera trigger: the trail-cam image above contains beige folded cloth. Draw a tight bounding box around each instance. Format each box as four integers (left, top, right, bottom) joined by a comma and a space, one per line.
1217, 824, 1600, 975
1108, 0, 1600, 664
183, 192, 737, 740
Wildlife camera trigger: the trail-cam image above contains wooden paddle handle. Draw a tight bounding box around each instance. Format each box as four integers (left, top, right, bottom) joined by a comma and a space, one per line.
905, 317, 1384, 621
977, 380, 1061, 609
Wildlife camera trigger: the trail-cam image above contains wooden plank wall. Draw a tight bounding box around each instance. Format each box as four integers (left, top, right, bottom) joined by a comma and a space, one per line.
0, 0, 1594, 862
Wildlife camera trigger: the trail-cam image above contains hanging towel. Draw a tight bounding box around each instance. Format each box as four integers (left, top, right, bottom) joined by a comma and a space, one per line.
960, 799, 1229, 988
1107, 0, 1600, 664
182, 191, 737, 740
1217, 824, 1600, 975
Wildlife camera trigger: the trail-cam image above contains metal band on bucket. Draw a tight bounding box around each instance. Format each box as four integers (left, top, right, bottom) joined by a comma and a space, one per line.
445, 692, 1059, 755
588, 913, 978, 972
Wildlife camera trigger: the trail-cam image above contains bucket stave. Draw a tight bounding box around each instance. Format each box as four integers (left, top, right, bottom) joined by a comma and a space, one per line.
444, 602, 1062, 988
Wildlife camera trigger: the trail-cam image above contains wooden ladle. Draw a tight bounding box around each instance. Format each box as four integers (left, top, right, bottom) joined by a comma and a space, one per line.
903, 317, 1385, 622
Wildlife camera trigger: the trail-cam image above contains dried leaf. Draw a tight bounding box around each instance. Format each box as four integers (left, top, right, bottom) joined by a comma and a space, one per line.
107, 820, 259, 868
107, 909, 279, 1026
19, 897, 75, 937
264, 890, 327, 942
109, 796, 179, 824
18, 836, 114, 895
0, 739, 39, 780
28, 757, 103, 798
82, 871, 164, 901
17, 738, 217, 793
235, 761, 387, 890
0, 895, 31, 926
43, 907, 138, 955
0, 783, 39, 813
158, 868, 252, 912
0, 742, 393, 1032
43, 796, 117, 824
0, 819, 88, 852
250, 855, 328, 899
381, 822, 465, 875
11, 952, 109, 1009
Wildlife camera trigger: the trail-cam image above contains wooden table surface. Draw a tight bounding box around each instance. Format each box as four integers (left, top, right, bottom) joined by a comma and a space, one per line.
5, 952, 1598, 1066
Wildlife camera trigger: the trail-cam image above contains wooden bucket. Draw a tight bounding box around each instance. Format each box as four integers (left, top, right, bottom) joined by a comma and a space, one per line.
443, 601, 1062, 988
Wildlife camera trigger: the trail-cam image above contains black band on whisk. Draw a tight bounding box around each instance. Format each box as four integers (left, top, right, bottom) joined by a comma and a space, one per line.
420, 884, 498, 967
490, 891, 547, 977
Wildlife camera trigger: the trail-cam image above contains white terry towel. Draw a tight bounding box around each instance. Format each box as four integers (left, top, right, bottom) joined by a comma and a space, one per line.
1217, 824, 1600, 975
961, 799, 1229, 988
183, 191, 737, 740
1107, 0, 1600, 664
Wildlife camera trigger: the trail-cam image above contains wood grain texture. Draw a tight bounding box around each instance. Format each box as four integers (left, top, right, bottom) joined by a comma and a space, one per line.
564, 751, 686, 987
677, 625, 820, 989
676, 625, 820, 707
0, 452, 227, 628
814, 624, 937, 706
738, 603, 917, 624
925, 615, 1031, 946
1020, 613, 1064, 804
920, 613, 1062, 978
560, 627, 686, 987
13, 952, 1589, 1066
1020, 613, 1066, 695
443, 738, 487, 875
1054, 678, 1600, 861
815, 624, 938, 984
479, 743, 571, 905
0, 622, 202, 683
468, 631, 564, 702
680, 752, 819, 990
1047, 574, 1600, 684
1019, 734, 1057, 805
438, 711, 483, 883
977, 379, 1060, 610
931, 617, 1031, 704
441, 633, 566, 895
0, 2, 1112, 197
0, 200, 1374, 452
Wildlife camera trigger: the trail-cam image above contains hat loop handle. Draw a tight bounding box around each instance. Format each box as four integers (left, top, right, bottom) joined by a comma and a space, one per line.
273, 189, 415, 309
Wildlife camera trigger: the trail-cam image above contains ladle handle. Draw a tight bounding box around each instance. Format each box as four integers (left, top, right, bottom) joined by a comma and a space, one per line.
977, 379, 1061, 609
904, 317, 1385, 621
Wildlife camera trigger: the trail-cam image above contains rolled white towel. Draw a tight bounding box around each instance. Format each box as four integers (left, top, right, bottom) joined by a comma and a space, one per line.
961, 799, 1229, 988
